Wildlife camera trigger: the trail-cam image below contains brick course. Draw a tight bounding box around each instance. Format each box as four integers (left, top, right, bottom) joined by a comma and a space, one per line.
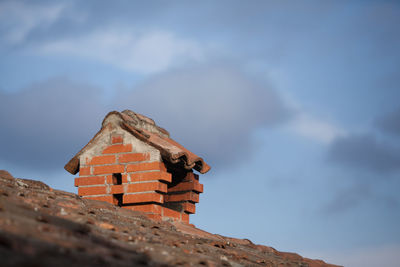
111, 135, 123, 144
163, 207, 181, 220
165, 191, 199, 203
123, 192, 164, 204
123, 204, 162, 213
182, 202, 196, 214
129, 171, 172, 183
79, 167, 91, 176
110, 184, 124, 194
75, 176, 106, 187
88, 155, 116, 165
106, 174, 128, 184
183, 172, 199, 182
126, 162, 161, 172
181, 213, 189, 223
93, 165, 125, 175
102, 144, 132, 154
127, 182, 167, 194
119, 153, 150, 163
78, 186, 107, 196
168, 181, 203, 193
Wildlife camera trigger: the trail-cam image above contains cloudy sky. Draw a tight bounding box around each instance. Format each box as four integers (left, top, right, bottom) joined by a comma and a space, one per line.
1, 1, 399, 266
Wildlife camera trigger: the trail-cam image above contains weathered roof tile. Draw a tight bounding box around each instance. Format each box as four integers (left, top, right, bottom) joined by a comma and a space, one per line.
64, 110, 210, 175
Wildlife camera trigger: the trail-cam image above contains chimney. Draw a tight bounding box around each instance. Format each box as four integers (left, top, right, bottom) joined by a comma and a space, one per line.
65, 110, 210, 223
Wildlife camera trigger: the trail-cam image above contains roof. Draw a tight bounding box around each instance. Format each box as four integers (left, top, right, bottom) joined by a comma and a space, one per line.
0, 170, 341, 267
64, 110, 211, 175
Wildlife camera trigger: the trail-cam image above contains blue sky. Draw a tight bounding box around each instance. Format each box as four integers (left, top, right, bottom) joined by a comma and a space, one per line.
1, 1, 399, 266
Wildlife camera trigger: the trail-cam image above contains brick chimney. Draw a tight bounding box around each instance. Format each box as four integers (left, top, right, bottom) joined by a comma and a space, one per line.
65, 110, 210, 223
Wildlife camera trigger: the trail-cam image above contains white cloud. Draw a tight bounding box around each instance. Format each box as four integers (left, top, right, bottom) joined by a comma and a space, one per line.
0, 77, 106, 170
288, 112, 346, 144
276, 89, 346, 144
0, 1, 207, 74
115, 65, 290, 168
36, 27, 205, 74
0, 1, 66, 44
0, 66, 290, 171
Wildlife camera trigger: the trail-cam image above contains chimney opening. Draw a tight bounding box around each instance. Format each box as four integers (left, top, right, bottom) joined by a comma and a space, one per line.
113, 193, 123, 207
112, 173, 123, 206
112, 173, 122, 185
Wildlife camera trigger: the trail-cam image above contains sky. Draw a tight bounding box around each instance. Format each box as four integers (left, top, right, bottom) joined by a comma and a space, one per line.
1, 0, 399, 266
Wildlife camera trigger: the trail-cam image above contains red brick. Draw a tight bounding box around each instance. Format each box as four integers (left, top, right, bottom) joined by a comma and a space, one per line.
182, 202, 196, 214
106, 174, 128, 184
79, 167, 91, 176
163, 207, 181, 220
78, 186, 107, 196
181, 213, 189, 223
146, 214, 162, 221
111, 135, 123, 144
183, 172, 199, 182
93, 164, 124, 175
102, 144, 132, 154
126, 162, 162, 172
196, 183, 204, 193
83, 195, 114, 204
112, 195, 120, 205
88, 155, 116, 165
160, 172, 172, 182
127, 182, 167, 194
75, 176, 105, 186
124, 204, 162, 214
123, 192, 163, 204
159, 162, 167, 172
110, 184, 124, 194
168, 181, 203, 193
129, 171, 172, 183
118, 153, 149, 163
165, 192, 199, 203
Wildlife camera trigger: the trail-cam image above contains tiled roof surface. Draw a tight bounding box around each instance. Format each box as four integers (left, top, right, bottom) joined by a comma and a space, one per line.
0, 171, 341, 267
